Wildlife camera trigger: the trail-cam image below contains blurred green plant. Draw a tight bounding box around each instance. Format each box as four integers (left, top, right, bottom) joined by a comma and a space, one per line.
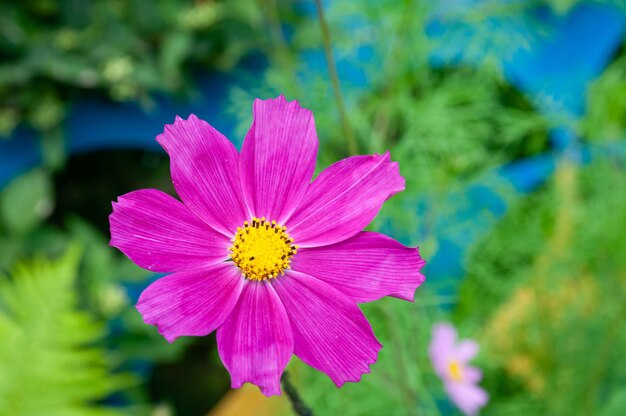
0, 168, 59, 270
457, 159, 626, 415
0, 168, 52, 237
0, 0, 276, 169
581, 47, 626, 142
0, 246, 133, 415
0, 157, 199, 411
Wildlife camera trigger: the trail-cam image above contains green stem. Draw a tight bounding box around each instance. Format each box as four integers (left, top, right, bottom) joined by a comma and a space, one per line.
263, 0, 290, 63
415, 308, 444, 416
282, 371, 314, 416
380, 305, 420, 416
313, 0, 358, 155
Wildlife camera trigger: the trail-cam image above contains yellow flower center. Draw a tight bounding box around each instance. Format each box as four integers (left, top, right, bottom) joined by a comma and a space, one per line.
448, 360, 463, 382
229, 217, 297, 281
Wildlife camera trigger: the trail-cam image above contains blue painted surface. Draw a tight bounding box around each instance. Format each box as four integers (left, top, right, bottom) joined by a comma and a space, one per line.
0, 128, 41, 191
505, 4, 625, 120
430, 2, 626, 115
1, 1, 625, 290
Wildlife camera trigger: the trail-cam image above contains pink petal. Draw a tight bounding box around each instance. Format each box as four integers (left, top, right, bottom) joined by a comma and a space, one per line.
239, 96, 318, 223
446, 382, 489, 416
455, 340, 479, 363
286, 152, 405, 248
290, 231, 425, 303
272, 270, 382, 387
217, 281, 294, 396
429, 323, 458, 376
464, 367, 483, 383
136, 264, 244, 343
157, 114, 247, 236
110, 189, 230, 272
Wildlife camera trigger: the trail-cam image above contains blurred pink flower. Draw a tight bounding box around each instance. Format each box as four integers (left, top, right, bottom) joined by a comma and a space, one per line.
429, 323, 489, 415
109, 95, 426, 396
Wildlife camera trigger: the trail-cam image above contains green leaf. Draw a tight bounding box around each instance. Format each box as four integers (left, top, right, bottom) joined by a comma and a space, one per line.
159, 31, 192, 89
0, 168, 53, 236
40, 127, 67, 170
0, 246, 133, 415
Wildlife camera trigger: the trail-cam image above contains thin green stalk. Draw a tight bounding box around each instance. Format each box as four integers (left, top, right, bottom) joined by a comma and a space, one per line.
372, 0, 415, 151
282, 371, 314, 416
262, 0, 290, 65
380, 305, 420, 416
415, 304, 444, 416
313, 0, 358, 155
412, 363, 442, 416
260, 0, 301, 94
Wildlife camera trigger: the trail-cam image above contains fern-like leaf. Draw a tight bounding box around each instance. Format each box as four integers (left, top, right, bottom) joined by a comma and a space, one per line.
0, 246, 131, 416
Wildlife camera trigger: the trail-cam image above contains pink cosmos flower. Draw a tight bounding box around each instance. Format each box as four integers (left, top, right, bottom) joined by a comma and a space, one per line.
109, 95, 425, 396
429, 323, 489, 415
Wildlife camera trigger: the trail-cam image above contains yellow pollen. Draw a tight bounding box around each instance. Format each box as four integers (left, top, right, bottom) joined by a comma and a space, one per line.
448, 361, 463, 382
229, 217, 297, 281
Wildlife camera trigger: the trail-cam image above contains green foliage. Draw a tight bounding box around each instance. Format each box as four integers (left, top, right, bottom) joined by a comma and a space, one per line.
0, 0, 275, 171
231, 0, 549, 247
457, 160, 626, 415
0, 246, 133, 415
0, 168, 53, 236
581, 49, 626, 142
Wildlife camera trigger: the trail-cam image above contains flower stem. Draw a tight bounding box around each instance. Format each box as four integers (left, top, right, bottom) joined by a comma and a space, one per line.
313, 0, 358, 155
282, 371, 314, 416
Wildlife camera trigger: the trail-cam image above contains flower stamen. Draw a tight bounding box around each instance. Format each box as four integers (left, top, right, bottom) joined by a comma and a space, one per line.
229, 217, 297, 281
448, 360, 463, 382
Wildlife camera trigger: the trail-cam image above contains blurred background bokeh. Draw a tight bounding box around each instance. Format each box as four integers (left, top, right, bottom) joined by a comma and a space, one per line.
1, 0, 625, 415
